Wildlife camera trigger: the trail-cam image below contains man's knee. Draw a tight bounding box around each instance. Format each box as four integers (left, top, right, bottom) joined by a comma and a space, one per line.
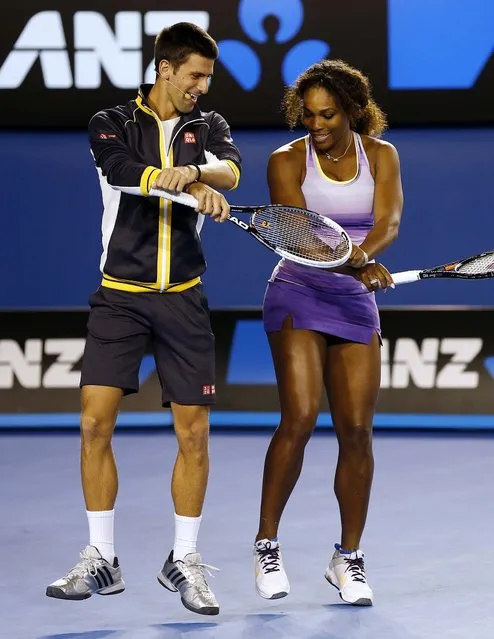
174, 406, 210, 458
80, 386, 121, 448
80, 413, 116, 449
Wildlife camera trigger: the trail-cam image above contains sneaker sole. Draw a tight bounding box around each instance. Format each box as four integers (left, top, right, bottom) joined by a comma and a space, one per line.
46, 587, 91, 601
324, 573, 373, 607
182, 599, 219, 616
46, 581, 125, 601
157, 573, 219, 615
45, 584, 125, 600
256, 587, 289, 600
98, 586, 126, 596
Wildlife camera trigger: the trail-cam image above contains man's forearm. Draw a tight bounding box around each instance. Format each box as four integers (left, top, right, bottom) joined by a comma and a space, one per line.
195, 161, 239, 191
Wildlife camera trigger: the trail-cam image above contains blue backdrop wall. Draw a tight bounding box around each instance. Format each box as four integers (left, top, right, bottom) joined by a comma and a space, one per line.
2, 128, 493, 309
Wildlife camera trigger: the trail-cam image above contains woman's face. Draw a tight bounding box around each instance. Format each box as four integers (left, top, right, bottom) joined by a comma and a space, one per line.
302, 85, 350, 152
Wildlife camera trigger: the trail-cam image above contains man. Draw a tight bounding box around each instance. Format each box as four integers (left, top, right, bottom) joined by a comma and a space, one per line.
45, 22, 241, 616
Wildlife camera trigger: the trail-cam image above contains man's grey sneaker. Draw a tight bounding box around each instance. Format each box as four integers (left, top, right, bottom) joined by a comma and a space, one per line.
46, 545, 125, 601
157, 551, 220, 615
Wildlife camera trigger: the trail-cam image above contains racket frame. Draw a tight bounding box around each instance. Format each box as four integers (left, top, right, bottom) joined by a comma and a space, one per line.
230, 205, 352, 268
392, 250, 494, 285
148, 188, 353, 269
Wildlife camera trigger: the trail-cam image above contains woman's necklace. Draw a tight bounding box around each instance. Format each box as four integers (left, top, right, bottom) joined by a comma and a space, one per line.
325, 133, 353, 163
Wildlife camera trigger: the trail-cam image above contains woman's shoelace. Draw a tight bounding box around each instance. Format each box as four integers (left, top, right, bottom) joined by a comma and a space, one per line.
343, 556, 366, 583
256, 542, 281, 573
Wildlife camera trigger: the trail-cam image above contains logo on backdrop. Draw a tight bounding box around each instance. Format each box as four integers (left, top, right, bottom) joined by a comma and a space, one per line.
1, 329, 493, 391
0, 339, 155, 389
0, 1, 491, 127
225, 320, 491, 390
1, 323, 494, 391
217, 0, 330, 89
1, 1, 491, 92
2, 310, 494, 418
0, 10, 210, 89
0, 3, 331, 91
0, 339, 85, 389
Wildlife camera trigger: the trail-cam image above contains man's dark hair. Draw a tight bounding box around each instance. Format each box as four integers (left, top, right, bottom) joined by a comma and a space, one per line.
154, 22, 219, 72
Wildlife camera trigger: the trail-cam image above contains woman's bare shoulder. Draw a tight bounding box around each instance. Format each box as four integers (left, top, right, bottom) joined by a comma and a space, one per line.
269, 136, 307, 165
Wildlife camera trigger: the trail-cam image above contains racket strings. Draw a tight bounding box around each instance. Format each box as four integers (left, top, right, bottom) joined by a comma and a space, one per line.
252, 206, 350, 262
456, 253, 494, 275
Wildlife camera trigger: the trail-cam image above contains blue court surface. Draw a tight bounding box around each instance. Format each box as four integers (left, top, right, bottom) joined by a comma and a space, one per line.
2, 429, 493, 639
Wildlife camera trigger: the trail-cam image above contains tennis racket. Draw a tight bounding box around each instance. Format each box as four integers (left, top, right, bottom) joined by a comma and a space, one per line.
391, 250, 494, 285
149, 188, 352, 269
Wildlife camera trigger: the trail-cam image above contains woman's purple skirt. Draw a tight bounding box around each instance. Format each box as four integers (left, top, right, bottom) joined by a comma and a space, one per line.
263, 278, 380, 345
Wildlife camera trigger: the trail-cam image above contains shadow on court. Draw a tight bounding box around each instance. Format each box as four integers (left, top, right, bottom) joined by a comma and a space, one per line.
323, 605, 423, 638
151, 622, 219, 636
239, 609, 423, 639
3, 431, 494, 639
38, 632, 122, 639
241, 613, 290, 639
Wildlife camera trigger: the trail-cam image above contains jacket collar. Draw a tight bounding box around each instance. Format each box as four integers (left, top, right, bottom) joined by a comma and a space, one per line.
136, 84, 203, 122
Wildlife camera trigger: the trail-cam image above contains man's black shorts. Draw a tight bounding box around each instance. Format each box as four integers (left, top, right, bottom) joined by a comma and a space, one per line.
80, 284, 215, 406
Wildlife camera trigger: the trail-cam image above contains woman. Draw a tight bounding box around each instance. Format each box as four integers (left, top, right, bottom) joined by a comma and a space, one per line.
253, 59, 403, 606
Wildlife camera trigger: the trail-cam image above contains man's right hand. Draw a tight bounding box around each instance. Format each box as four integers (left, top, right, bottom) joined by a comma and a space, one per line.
151, 166, 198, 192
187, 183, 230, 222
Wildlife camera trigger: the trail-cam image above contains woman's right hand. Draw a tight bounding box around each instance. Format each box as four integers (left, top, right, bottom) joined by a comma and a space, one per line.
352, 262, 395, 292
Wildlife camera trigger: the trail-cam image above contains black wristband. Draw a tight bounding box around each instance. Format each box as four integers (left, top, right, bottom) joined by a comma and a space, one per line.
187, 163, 202, 182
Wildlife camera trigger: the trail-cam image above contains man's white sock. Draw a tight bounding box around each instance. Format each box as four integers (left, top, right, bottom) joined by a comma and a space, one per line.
173, 513, 202, 561
87, 509, 115, 564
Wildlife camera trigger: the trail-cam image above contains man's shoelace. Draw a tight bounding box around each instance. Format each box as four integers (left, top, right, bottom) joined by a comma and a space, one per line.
343, 556, 366, 583
67, 549, 103, 579
178, 560, 220, 596
256, 541, 281, 573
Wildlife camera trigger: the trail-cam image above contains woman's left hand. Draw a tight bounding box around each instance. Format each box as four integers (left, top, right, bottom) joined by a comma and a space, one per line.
352, 263, 395, 292
345, 244, 369, 268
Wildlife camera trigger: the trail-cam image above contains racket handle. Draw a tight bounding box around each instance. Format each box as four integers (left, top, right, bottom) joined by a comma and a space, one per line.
391, 270, 422, 285
148, 188, 199, 208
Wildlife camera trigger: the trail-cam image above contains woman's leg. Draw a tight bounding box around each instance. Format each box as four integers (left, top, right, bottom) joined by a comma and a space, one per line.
257, 317, 327, 541
322, 333, 381, 606
324, 333, 381, 550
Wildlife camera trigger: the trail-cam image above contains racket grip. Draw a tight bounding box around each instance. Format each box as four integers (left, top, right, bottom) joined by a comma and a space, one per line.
391, 270, 422, 285
148, 188, 199, 208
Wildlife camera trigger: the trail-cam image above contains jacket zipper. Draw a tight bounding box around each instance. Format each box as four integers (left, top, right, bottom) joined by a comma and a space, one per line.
160, 119, 208, 290
154, 116, 209, 292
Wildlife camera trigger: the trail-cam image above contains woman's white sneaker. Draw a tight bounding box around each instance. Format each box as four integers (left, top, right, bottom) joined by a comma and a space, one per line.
324, 544, 373, 606
254, 538, 290, 599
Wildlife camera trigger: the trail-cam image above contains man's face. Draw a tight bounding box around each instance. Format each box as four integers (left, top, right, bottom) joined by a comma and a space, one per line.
164, 54, 215, 114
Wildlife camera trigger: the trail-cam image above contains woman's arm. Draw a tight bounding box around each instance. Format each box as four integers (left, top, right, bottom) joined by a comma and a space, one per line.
359, 142, 404, 260
267, 147, 306, 207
